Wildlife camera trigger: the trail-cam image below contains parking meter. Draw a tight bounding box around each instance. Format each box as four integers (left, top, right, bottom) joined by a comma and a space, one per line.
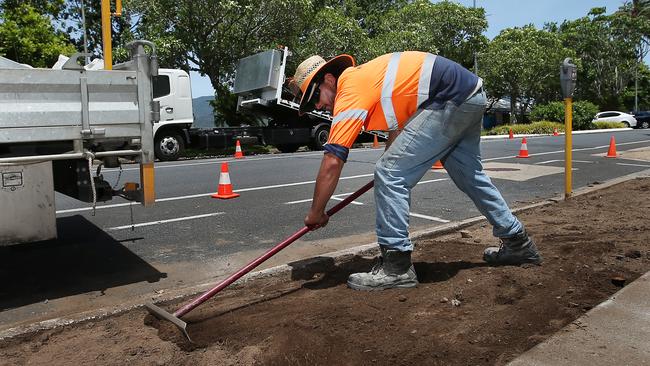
560, 58, 577, 99
560, 57, 577, 199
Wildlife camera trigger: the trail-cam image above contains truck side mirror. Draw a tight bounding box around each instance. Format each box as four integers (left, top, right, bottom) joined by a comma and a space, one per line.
560, 58, 577, 99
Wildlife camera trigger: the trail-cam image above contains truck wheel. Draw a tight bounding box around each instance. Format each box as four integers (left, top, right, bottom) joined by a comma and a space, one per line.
276, 144, 300, 153
155, 133, 184, 161
310, 126, 330, 150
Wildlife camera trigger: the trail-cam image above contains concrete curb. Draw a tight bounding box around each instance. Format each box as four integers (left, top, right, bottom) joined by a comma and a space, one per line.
2, 168, 650, 341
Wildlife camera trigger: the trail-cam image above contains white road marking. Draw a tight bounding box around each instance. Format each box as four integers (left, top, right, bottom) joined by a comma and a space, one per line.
483, 139, 650, 162
102, 148, 382, 172
536, 159, 593, 165
616, 162, 650, 168
418, 178, 449, 184
106, 212, 225, 231
331, 193, 364, 205
57, 173, 375, 214
283, 178, 449, 206
284, 192, 364, 206
410, 212, 450, 223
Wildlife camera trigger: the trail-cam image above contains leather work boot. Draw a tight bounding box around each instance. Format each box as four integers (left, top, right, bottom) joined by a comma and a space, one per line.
483, 230, 542, 266
347, 246, 419, 291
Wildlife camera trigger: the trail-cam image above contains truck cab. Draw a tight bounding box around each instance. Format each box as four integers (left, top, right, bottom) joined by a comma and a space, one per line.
152, 69, 194, 161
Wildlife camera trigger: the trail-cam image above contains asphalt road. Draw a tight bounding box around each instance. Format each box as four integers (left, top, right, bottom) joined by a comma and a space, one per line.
2, 129, 650, 331
57, 129, 650, 261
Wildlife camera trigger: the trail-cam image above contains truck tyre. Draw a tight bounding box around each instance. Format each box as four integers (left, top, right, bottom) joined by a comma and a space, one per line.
154, 133, 184, 161
276, 144, 300, 153
310, 125, 330, 151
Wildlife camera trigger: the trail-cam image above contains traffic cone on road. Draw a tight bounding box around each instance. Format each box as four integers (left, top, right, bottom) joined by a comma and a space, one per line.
432, 160, 444, 170
605, 136, 618, 158
234, 140, 244, 159
516, 137, 530, 158
509, 128, 514, 140
373, 135, 379, 149
553, 128, 559, 136
211, 162, 240, 199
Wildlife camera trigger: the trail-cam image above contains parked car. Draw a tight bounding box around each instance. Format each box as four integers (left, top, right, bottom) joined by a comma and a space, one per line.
592, 111, 637, 128
631, 111, 650, 129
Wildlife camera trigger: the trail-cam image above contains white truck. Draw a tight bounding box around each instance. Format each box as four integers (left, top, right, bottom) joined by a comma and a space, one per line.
232, 47, 380, 152
232, 47, 335, 153
148, 47, 381, 160
0, 41, 159, 245
151, 69, 194, 161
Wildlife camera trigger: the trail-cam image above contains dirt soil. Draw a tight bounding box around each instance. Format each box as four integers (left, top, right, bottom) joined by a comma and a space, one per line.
2, 178, 650, 366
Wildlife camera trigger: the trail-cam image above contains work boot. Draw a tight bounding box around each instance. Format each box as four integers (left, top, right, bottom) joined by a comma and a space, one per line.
483, 230, 542, 266
347, 246, 418, 291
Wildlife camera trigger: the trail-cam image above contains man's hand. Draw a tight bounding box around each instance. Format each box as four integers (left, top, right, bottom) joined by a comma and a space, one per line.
304, 210, 329, 230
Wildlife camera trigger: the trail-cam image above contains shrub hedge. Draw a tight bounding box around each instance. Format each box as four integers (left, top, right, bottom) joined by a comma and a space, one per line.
483, 121, 564, 135
592, 121, 626, 129
482, 120, 625, 135
529, 101, 600, 130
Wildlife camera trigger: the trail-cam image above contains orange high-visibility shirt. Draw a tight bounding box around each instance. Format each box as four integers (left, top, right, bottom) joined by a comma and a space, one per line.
325, 52, 480, 162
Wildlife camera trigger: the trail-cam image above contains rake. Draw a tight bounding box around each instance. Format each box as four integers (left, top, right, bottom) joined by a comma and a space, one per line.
145, 180, 375, 341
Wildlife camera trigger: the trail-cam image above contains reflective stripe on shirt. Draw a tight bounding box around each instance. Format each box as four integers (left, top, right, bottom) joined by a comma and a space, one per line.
332, 109, 368, 125
381, 52, 401, 130
417, 54, 437, 107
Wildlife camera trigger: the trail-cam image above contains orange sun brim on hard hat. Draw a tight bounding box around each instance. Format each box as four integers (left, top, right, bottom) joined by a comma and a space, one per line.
298, 54, 355, 114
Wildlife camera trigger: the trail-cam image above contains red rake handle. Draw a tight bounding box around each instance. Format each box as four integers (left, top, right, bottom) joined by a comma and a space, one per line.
174, 179, 375, 318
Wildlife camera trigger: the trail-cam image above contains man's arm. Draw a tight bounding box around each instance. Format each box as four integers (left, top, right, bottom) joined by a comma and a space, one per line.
304, 153, 345, 229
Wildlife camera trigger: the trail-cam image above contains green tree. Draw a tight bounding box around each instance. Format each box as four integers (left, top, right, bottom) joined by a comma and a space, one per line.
1, 0, 66, 17
370, 0, 487, 67
622, 63, 650, 110
62, 0, 136, 62
128, 0, 311, 125
481, 25, 573, 123
555, 7, 649, 110
290, 6, 370, 69
0, 3, 76, 67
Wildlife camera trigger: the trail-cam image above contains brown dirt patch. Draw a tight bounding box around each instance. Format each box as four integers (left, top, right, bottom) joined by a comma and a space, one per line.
2, 178, 650, 366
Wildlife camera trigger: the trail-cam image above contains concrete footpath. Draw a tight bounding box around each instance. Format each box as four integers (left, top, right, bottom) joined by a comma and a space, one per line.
508, 270, 650, 365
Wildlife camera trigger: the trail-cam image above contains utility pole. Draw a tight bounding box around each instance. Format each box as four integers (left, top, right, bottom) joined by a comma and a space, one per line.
81, 0, 89, 65
473, 0, 478, 74
635, 52, 639, 112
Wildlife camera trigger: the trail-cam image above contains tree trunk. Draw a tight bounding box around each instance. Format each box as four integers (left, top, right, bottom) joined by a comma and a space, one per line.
510, 95, 517, 124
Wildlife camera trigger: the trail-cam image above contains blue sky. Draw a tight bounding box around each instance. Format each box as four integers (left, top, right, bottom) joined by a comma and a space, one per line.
190, 0, 633, 97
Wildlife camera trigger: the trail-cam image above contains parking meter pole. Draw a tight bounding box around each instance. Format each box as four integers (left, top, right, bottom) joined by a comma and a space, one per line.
560, 58, 577, 200
564, 97, 573, 199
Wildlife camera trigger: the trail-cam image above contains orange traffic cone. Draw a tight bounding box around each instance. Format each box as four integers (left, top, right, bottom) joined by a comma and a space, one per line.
516, 137, 530, 158
211, 162, 240, 199
605, 136, 618, 158
234, 140, 244, 159
431, 160, 444, 170
509, 128, 514, 140
553, 128, 559, 136
373, 135, 379, 149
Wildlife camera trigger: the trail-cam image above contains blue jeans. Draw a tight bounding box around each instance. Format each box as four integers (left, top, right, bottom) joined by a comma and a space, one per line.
374, 91, 523, 252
